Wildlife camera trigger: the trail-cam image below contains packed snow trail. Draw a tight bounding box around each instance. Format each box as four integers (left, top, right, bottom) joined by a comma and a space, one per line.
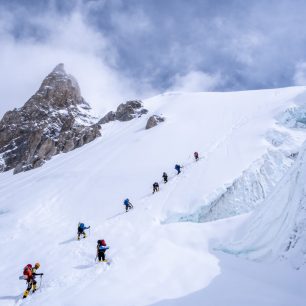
1, 88, 306, 305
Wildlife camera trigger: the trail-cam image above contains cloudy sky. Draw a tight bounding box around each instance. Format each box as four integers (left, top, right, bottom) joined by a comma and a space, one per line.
1, 0, 306, 116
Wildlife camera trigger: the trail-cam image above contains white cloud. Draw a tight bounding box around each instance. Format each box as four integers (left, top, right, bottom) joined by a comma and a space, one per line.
293, 62, 306, 86
0, 6, 141, 118
169, 70, 221, 92
111, 8, 153, 37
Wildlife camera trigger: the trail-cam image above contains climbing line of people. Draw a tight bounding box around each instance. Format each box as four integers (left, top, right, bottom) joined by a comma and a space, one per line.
151, 151, 199, 194
22, 225, 110, 299
77, 222, 110, 263
20, 151, 200, 299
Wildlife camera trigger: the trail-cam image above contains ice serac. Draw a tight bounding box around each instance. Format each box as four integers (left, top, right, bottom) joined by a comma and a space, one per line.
0, 63, 101, 174
222, 141, 306, 269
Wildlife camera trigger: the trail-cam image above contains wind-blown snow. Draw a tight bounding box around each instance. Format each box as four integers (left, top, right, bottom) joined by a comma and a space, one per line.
0, 87, 306, 305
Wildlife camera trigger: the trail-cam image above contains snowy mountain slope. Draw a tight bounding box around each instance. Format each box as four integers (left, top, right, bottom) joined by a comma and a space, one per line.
152, 250, 306, 306
0, 87, 306, 305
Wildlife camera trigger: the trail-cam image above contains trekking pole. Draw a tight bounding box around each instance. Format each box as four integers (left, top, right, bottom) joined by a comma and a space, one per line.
39, 275, 43, 292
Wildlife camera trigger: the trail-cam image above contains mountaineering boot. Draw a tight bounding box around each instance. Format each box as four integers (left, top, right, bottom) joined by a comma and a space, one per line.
83, 233, 87, 239
32, 284, 37, 293
103, 259, 108, 263
23, 290, 29, 299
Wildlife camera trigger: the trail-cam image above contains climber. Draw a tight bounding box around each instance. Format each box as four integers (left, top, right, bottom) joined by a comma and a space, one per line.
175, 164, 182, 174
153, 182, 160, 194
162, 172, 168, 183
123, 198, 133, 212
194, 151, 199, 161
22, 263, 43, 299
96, 239, 109, 262
77, 222, 90, 240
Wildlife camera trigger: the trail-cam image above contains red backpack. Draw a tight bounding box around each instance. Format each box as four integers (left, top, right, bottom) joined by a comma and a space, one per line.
23, 264, 32, 279
97, 239, 106, 246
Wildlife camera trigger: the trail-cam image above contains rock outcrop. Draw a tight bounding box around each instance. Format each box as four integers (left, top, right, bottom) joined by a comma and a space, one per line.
0, 63, 101, 174
99, 100, 148, 124
145, 115, 165, 129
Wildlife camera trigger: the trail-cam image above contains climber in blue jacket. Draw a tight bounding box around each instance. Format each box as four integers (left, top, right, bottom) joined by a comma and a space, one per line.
175, 164, 182, 175
123, 198, 133, 212
77, 222, 90, 240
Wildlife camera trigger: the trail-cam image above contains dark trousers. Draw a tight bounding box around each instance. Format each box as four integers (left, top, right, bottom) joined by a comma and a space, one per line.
163, 177, 168, 183
125, 204, 133, 212
26, 279, 37, 291
78, 229, 85, 239
98, 250, 106, 261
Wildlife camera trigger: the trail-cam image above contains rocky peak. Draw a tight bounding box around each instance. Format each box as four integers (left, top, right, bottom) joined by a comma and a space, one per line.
53, 63, 65, 74
24, 63, 84, 111
145, 115, 165, 129
0, 64, 101, 174
99, 100, 148, 124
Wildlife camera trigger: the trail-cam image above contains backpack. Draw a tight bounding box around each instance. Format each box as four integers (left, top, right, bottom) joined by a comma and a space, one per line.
124, 199, 129, 205
175, 164, 180, 170
97, 239, 106, 246
23, 264, 32, 279
79, 223, 85, 229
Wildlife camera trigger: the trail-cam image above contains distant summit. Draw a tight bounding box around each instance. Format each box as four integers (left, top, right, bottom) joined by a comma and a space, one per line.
52, 63, 65, 74
0, 64, 101, 174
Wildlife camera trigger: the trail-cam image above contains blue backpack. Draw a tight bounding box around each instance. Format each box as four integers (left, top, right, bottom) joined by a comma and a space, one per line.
79, 223, 85, 229
124, 199, 129, 205
175, 164, 180, 170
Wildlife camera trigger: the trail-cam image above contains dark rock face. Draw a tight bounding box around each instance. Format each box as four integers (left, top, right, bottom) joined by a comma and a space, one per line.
145, 115, 165, 129
99, 100, 148, 124
0, 63, 101, 174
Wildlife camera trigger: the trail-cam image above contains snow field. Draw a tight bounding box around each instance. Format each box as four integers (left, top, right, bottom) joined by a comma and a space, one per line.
0, 87, 306, 305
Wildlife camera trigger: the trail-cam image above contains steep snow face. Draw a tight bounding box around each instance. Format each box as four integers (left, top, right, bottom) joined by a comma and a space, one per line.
173, 150, 295, 223
0, 87, 306, 306
221, 140, 306, 269
163, 90, 306, 224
